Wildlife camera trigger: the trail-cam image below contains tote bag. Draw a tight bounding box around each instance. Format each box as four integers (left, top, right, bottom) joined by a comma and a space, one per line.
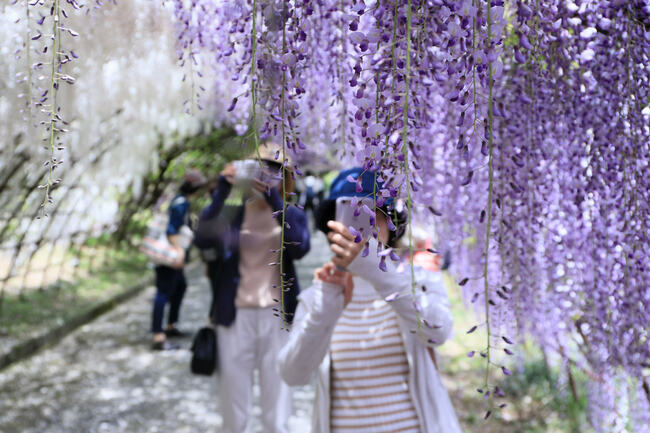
139, 213, 192, 268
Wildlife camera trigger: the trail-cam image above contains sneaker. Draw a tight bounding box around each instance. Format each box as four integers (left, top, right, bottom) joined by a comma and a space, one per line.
152, 340, 180, 351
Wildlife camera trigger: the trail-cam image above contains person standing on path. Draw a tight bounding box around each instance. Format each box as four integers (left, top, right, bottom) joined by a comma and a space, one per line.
299, 170, 325, 229
198, 143, 310, 433
151, 169, 206, 351
278, 168, 463, 433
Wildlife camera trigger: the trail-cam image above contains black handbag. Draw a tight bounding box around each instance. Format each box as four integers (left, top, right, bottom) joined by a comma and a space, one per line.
193, 204, 238, 250
190, 326, 218, 376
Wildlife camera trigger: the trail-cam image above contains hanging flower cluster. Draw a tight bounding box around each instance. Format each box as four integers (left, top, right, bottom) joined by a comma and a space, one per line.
171, 0, 649, 425
4, 0, 648, 428
488, 2, 650, 429
11, 0, 84, 215
417, 0, 650, 426
0, 0, 215, 303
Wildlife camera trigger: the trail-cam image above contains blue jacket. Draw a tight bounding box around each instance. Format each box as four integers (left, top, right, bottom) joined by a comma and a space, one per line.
166, 194, 190, 235
199, 176, 310, 326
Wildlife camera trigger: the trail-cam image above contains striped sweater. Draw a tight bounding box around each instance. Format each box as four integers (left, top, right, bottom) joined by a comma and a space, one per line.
330, 278, 420, 433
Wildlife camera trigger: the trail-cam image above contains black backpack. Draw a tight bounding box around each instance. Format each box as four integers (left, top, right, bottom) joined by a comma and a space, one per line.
190, 326, 218, 376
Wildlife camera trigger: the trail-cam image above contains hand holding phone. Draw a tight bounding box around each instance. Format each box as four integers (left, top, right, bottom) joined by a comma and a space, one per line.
327, 220, 366, 270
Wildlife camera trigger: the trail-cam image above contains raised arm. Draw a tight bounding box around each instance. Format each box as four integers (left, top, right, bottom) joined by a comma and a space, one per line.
200, 171, 233, 221
277, 280, 345, 386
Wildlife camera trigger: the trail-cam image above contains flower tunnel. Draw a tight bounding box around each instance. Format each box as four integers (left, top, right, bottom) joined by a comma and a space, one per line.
0, 0, 648, 430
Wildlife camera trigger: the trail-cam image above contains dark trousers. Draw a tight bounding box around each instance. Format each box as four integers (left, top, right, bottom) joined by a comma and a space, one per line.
206, 261, 220, 325
151, 266, 187, 333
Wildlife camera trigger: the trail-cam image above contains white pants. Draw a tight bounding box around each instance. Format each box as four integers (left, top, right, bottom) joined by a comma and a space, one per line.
217, 307, 291, 433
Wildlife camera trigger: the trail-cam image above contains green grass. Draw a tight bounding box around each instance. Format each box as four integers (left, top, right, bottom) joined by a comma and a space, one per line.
0, 249, 149, 339
437, 273, 590, 433
493, 357, 588, 433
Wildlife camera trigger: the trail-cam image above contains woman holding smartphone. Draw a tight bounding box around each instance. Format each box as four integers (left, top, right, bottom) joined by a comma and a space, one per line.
278, 168, 462, 433
198, 143, 310, 433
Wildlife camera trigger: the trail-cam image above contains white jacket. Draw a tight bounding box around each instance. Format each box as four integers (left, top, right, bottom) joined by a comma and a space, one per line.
277, 239, 463, 433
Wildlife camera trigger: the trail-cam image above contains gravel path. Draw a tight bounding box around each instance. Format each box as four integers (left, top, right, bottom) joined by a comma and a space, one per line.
0, 231, 328, 433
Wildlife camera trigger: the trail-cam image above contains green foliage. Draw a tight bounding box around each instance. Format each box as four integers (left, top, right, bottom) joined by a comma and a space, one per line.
440, 274, 590, 433
504, 27, 519, 48
496, 357, 588, 433
112, 126, 245, 245
83, 232, 113, 248
0, 248, 148, 338
119, 208, 153, 241
164, 126, 248, 185
1, 219, 20, 242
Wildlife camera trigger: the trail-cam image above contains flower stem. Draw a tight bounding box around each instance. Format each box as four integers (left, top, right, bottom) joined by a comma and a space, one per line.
402, 0, 419, 329
483, 0, 495, 389
279, 1, 288, 330
251, 0, 259, 157
25, 0, 33, 121
42, 0, 61, 216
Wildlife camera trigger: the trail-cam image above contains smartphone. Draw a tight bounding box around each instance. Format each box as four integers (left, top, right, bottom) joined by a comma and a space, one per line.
233, 159, 282, 188
233, 160, 260, 181
335, 196, 376, 239
232, 160, 260, 191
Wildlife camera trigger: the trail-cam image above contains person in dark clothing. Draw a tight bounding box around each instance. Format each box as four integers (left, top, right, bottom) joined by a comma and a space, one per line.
151, 169, 206, 351
197, 143, 310, 433
298, 170, 325, 229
